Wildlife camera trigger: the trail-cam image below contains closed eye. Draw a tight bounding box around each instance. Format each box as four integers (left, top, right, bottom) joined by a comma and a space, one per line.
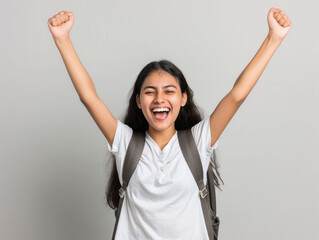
145, 91, 174, 94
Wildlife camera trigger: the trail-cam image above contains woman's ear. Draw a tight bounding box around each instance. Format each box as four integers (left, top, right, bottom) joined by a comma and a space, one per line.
136, 94, 141, 109
182, 92, 187, 107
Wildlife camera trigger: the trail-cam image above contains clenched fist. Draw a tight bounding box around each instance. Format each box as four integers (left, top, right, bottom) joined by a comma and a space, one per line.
47, 11, 74, 41
267, 8, 292, 41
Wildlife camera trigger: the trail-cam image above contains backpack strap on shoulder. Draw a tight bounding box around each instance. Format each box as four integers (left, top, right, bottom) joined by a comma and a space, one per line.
177, 129, 219, 240
112, 130, 145, 240
121, 130, 146, 193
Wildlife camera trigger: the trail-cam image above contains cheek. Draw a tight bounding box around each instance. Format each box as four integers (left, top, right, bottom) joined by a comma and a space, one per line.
140, 97, 153, 110
171, 95, 183, 105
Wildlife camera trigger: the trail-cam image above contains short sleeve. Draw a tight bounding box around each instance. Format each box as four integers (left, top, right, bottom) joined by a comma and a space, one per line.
191, 116, 220, 156
106, 119, 133, 157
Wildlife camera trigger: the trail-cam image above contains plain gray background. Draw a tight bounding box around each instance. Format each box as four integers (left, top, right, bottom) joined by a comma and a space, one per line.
1, 0, 318, 239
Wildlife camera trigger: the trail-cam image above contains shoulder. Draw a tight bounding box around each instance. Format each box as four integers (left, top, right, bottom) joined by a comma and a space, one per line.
190, 116, 219, 155
107, 119, 133, 156
191, 116, 210, 137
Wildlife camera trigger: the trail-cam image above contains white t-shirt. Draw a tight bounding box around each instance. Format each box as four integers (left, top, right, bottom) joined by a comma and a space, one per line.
107, 116, 219, 240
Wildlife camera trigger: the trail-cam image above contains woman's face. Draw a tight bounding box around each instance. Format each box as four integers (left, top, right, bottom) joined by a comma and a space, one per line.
136, 70, 187, 133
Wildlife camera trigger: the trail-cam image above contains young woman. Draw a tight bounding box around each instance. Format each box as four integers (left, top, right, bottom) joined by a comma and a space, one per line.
48, 8, 292, 239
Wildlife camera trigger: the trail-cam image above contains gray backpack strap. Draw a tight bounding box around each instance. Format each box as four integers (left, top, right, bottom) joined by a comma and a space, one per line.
177, 129, 219, 240
207, 149, 220, 238
111, 130, 145, 240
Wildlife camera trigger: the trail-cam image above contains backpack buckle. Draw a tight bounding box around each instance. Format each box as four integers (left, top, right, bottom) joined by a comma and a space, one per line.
199, 186, 208, 198
119, 187, 125, 198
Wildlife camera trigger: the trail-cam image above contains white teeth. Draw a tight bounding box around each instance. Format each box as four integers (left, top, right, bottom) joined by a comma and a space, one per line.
152, 107, 170, 113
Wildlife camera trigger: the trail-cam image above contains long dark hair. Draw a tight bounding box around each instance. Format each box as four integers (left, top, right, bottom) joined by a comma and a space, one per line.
105, 59, 224, 210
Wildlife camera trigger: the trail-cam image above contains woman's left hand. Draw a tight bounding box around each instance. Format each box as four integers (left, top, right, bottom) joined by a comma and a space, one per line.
267, 8, 292, 41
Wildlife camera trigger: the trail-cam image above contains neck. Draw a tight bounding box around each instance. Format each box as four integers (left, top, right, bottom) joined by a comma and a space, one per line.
147, 125, 176, 150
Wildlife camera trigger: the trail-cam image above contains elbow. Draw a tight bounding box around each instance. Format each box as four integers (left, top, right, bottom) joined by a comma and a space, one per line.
80, 94, 99, 106
229, 89, 247, 104
80, 97, 87, 105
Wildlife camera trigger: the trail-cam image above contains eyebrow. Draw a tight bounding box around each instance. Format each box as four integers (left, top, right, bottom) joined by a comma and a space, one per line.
142, 85, 177, 91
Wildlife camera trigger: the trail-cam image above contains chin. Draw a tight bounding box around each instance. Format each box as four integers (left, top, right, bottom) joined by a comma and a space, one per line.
150, 120, 175, 132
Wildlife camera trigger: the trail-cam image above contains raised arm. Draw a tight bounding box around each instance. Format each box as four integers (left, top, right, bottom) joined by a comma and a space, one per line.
47, 11, 117, 147
209, 8, 292, 147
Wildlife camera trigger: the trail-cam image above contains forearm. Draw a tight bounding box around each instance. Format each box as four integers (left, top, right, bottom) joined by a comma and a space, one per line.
54, 37, 98, 102
231, 34, 282, 102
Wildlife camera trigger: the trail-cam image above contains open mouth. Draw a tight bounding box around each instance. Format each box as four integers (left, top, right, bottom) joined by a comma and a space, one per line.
152, 108, 171, 121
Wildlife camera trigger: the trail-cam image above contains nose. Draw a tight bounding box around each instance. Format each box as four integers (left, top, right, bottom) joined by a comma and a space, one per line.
154, 91, 165, 103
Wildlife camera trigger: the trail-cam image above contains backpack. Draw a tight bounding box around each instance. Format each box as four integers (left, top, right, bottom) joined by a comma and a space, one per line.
111, 129, 220, 240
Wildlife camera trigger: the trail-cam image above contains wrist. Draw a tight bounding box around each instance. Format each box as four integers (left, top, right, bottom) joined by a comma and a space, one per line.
267, 33, 284, 44
54, 36, 72, 48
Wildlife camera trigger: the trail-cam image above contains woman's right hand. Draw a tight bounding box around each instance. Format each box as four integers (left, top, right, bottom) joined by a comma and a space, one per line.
47, 11, 74, 41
